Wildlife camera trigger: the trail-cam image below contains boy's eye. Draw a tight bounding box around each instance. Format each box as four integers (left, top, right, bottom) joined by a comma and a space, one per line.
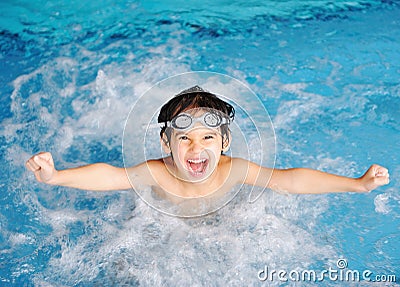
179, 135, 189, 140
204, 135, 215, 140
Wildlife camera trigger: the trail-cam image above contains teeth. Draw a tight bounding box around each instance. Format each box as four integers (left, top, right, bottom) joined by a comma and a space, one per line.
187, 159, 206, 163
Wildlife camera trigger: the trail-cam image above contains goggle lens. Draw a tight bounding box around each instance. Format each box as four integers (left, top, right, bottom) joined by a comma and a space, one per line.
204, 113, 220, 127
173, 114, 192, 129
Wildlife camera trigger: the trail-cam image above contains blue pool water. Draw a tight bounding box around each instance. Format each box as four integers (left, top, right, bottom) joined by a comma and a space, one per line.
1, 0, 399, 286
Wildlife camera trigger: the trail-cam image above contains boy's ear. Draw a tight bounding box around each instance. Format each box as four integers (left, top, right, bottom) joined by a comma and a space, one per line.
222, 133, 232, 153
160, 134, 171, 154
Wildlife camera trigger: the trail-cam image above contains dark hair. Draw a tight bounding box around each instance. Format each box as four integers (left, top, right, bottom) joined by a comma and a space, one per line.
158, 86, 235, 149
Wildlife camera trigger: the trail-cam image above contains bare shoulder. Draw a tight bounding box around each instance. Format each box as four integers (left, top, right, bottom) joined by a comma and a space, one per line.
228, 157, 274, 187
146, 157, 172, 172
127, 158, 167, 170
218, 156, 250, 184
229, 156, 253, 170
230, 157, 248, 165
230, 157, 272, 171
125, 158, 168, 186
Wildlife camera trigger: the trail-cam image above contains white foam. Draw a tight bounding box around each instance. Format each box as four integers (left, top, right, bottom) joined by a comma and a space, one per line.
27, 188, 336, 285
374, 193, 391, 214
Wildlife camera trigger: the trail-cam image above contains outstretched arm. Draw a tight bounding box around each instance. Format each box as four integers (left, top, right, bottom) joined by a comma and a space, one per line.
26, 152, 131, 191
244, 161, 390, 194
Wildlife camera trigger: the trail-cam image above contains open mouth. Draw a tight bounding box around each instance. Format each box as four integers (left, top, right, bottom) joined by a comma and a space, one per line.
186, 158, 209, 177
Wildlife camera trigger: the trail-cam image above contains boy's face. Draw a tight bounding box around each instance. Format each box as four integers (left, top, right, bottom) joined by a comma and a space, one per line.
164, 109, 228, 182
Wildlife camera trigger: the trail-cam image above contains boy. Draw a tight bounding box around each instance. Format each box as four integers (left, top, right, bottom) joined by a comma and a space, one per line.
26, 86, 390, 203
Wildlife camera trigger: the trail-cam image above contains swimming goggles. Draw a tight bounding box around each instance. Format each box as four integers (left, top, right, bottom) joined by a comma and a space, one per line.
166, 112, 230, 130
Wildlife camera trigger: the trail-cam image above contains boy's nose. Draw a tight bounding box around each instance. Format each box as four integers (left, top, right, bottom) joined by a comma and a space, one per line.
189, 141, 203, 153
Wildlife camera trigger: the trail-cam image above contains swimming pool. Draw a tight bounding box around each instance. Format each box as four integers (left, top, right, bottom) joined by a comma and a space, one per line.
1, 0, 399, 285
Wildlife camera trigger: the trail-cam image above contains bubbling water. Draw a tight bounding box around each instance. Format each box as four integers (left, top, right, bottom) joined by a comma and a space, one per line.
29, 189, 334, 286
